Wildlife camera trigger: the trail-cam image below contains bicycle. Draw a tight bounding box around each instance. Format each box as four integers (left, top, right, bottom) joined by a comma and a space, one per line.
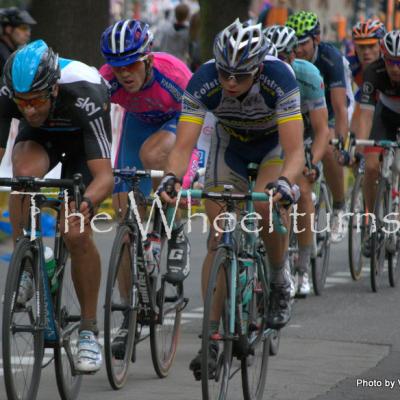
182, 163, 286, 400
1, 174, 84, 400
346, 137, 400, 292
289, 142, 332, 296
104, 168, 187, 389
331, 133, 368, 281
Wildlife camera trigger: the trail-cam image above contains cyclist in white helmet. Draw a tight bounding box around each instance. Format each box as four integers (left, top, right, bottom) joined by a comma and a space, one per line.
264, 25, 329, 297
159, 19, 304, 378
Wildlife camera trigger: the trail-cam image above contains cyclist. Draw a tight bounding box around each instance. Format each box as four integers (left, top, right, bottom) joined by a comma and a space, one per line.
286, 11, 353, 243
347, 19, 386, 136
355, 30, 400, 255
100, 19, 192, 284
264, 25, 329, 297
159, 19, 304, 377
0, 40, 114, 373
0, 7, 36, 74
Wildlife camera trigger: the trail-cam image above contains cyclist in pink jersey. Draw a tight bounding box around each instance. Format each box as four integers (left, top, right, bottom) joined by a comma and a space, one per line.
100, 20, 192, 292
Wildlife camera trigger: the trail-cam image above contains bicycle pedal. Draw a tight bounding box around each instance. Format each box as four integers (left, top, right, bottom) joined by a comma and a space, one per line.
193, 369, 202, 381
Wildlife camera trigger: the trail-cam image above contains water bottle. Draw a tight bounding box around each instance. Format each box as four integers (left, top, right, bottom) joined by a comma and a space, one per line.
238, 256, 254, 306
44, 246, 58, 294
143, 232, 161, 277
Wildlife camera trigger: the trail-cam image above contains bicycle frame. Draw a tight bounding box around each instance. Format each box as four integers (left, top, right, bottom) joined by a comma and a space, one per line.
115, 169, 186, 329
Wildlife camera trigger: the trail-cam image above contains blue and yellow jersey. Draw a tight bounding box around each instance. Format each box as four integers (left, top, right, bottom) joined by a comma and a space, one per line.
180, 57, 302, 142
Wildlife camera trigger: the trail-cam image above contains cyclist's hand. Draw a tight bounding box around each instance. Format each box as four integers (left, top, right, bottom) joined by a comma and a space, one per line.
303, 163, 320, 183
68, 198, 93, 226
335, 149, 354, 166
265, 177, 300, 209
158, 173, 182, 204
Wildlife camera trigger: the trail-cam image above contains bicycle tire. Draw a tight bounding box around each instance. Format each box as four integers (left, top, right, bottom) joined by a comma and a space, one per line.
348, 171, 366, 281
388, 181, 400, 287
54, 240, 83, 399
104, 224, 138, 389
370, 180, 389, 292
150, 249, 183, 378
241, 251, 270, 400
202, 246, 233, 400
311, 181, 332, 295
2, 237, 44, 400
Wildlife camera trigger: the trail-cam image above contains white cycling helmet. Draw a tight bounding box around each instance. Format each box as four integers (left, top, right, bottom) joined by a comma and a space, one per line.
213, 19, 272, 72
381, 30, 400, 57
263, 25, 298, 54
265, 40, 278, 57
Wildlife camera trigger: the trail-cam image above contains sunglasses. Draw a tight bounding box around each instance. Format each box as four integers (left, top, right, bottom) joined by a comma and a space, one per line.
217, 67, 258, 84
111, 57, 148, 72
384, 57, 400, 66
13, 93, 51, 109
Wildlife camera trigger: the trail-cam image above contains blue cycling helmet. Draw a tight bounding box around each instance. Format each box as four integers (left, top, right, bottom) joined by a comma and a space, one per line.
101, 19, 153, 67
3, 39, 60, 94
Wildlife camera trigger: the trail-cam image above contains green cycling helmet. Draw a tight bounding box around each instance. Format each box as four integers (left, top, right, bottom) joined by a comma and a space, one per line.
286, 11, 320, 43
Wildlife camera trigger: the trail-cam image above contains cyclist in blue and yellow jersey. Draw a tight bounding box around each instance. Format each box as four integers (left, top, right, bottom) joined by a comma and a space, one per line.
264, 25, 329, 297
158, 19, 304, 377
0, 40, 114, 373
286, 11, 354, 244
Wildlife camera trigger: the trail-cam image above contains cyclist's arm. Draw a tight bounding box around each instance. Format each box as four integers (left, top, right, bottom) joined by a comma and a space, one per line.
165, 120, 203, 178
356, 107, 374, 140
309, 107, 329, 164
330, 86, 348, 139
278, 119, 305, 184
84, 158, 114, 206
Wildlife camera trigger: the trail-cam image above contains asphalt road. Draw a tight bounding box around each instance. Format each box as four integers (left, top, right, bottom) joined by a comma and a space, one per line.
0, 219, 399, 400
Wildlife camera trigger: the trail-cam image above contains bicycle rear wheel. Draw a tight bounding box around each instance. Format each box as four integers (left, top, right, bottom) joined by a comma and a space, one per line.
348, 171, 366, 281
54, 241, 82, 400
202, 247, 233, 400
104, 224, 138, 389
150, 242, 183, 378
2, 238, 44, 400
241, 251, 270, 400
311, 182, 332, 295
371, 180, 389, 292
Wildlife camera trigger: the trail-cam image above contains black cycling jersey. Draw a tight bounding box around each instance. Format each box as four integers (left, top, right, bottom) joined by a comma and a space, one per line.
0, 58, 112, 160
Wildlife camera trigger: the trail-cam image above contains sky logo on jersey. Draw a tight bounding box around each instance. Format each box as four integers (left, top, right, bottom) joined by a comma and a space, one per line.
0, 86, 12, 98
75, 97, 101, 116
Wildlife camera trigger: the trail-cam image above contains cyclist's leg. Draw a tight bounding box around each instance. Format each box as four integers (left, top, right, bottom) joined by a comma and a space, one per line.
9, 126, 53, 242
294, 172, 314, 295
322, 120, 346, 243
254, 146, 292, 328
59, 134, 105, 372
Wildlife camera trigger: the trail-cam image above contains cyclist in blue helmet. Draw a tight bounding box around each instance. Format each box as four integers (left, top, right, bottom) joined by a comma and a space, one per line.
1, 39, 114, 373
99, 19, 196, 357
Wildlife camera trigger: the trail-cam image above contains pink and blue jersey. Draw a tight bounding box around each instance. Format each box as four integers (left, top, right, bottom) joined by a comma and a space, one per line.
100, 52, 192, 195
100, 52, 192, 125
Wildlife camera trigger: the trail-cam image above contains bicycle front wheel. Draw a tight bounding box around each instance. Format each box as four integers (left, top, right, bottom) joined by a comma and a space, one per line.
311, 182, 332, 295
150, 243, 183, 378
371, 180, 389, 292
54, 241, 82, 400
348, 171, 366, 281
104, 224, 138, 389
2, 238, 44, 400
241, 251, 270, 400
202, 247, 233, 400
